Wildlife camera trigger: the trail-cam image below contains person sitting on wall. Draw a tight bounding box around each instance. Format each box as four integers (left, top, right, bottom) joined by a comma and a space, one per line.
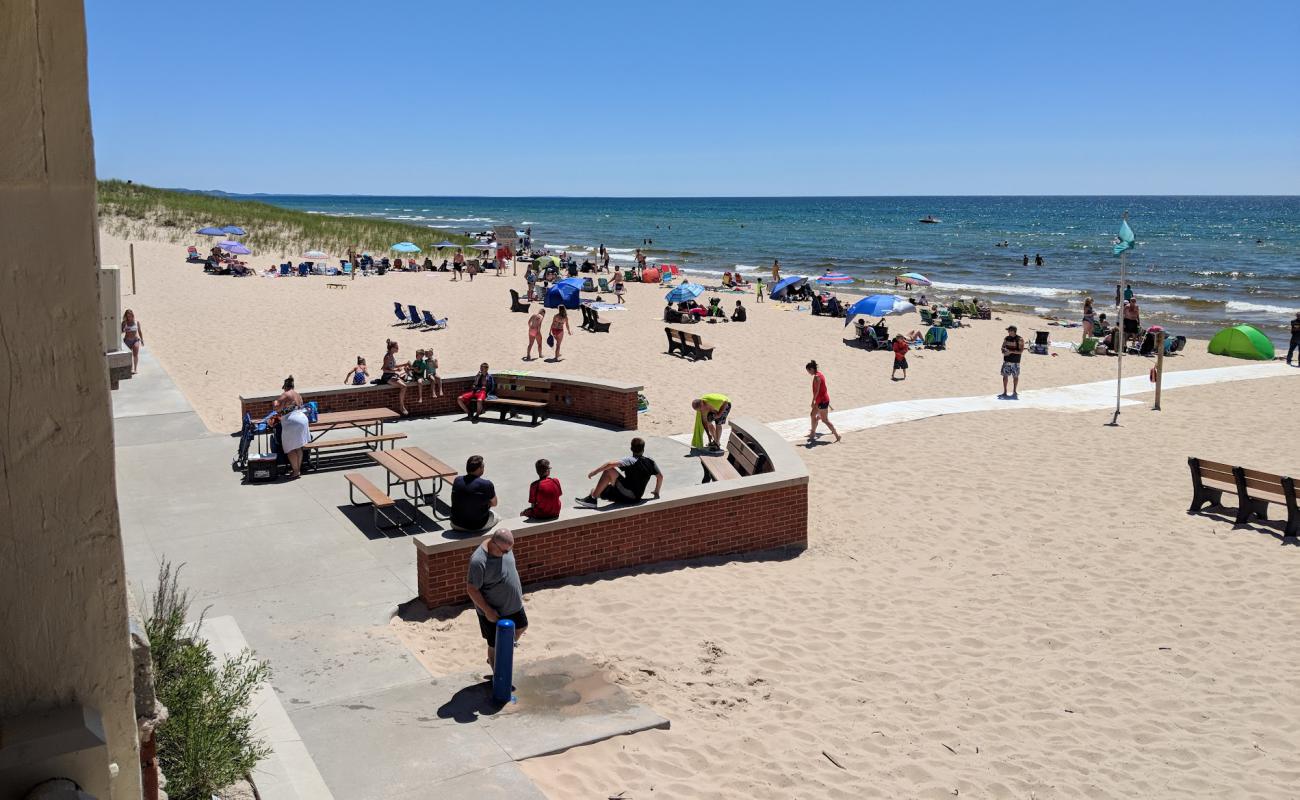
521, 458, 562, 521
451, 454, 498, 532
573, 437, 662, 509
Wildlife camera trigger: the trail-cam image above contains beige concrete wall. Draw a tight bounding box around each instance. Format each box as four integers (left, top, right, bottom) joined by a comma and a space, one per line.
0, 1, 142, 798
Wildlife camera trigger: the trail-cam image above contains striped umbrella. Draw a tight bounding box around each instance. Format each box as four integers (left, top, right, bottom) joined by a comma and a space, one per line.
816, 271, 854, 284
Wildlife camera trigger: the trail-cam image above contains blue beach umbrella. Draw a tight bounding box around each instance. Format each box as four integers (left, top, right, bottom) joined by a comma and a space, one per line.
898, 272, 932, 286
221, 225, 247, 236
665, 282, 705, 303
216, 239, 243, 249
432, 240, 460, 250
224, 243, 252, 255
197, 226, 226, 236
391, 242, 421, 253
844, 294, 915, 325
545, 277, 584, 309
770, 275, 808, 299
816, 271, 854, 285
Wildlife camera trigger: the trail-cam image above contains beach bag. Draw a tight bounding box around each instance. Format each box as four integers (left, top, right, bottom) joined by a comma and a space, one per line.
547, 333, 555, 347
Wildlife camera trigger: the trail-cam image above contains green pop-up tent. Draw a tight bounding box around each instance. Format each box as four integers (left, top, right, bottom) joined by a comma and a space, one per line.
1207, 324, 1275, 360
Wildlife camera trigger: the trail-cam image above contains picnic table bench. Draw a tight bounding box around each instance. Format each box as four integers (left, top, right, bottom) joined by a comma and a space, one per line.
1188, 457, 1297, 537
362, 446, 459, 522
303, 432, 406, 470
483, 376, 550, 425
664, 327, 715, 361
699, 430, 769, 483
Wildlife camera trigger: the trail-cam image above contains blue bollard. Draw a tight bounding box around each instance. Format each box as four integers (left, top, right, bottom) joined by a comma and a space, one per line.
491, 618, 515, 703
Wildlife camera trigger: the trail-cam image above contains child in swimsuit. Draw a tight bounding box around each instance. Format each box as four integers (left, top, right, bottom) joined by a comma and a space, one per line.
344, 356, 369, 386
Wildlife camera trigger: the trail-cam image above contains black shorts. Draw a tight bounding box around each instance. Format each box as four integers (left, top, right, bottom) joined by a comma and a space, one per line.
706, 403, 731, 424
894, 357, 908, 370
600, 480, 639, 503
477, 608, 528, 643
1123, 318, 1139, 334
816, 401, 829, 410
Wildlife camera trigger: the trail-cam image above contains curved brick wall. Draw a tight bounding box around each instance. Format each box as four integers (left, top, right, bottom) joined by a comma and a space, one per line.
413, 416, 808, 609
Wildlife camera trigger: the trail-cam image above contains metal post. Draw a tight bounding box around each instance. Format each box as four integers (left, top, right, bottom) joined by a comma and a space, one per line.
491, 618, 515, 703
1109, 212, 1129, 427
1153, 331, 1165, 410
129, 242, 137, 295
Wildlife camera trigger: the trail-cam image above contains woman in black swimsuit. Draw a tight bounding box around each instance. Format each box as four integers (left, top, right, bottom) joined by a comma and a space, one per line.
381, 339, 412, 415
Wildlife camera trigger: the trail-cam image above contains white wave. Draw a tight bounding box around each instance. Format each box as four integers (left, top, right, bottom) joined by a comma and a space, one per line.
520, 221, 536, 226
930, 281, 1075, 298
606, 247, 637, 254
1226, 300, 1296, 315
1141, 293, 1193, 301
429, 216, 498, 224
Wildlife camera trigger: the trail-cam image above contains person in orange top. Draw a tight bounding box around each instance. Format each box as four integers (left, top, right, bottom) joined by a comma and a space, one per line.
805, 360, 841, 443
891, 335, 910, 381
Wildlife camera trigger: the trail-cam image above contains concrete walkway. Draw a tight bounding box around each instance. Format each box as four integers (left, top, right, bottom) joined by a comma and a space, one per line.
671, 361, 1298, 445
112, 351, 683, 799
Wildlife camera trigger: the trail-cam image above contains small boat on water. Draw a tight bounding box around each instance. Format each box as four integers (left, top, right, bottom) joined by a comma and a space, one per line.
919, 215, 941, 224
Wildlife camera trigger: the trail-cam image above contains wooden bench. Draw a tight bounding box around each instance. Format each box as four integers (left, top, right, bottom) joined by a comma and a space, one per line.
303, 432, 407, 470
326, 282, 346, 289
665, 327, 714, 360
699, 431, 769, 483
1188, 457, 1298, 538
483, 377, 550, 425
345, 472, 412, 529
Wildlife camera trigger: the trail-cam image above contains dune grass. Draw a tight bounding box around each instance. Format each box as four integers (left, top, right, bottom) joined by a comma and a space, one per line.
97, 180, 472, 258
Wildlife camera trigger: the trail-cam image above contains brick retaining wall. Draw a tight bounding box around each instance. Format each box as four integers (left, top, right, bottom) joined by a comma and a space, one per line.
240, 372, 639, 430
414, 416, 809, 609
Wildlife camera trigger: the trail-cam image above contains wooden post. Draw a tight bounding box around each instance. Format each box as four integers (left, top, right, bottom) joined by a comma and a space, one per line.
1153, 331, 1166, 411
129, 242, 137, 295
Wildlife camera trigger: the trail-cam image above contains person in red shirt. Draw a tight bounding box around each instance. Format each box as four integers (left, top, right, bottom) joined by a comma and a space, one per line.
891, 335, 910, 381
522, 458, 562, 520
805, 360, 841, 444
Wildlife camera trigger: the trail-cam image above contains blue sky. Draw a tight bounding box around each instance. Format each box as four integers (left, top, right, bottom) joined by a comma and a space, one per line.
86, 0, 1299, 196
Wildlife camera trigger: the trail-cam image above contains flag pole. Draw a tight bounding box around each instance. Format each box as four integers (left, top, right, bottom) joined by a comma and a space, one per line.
1109, 211, 1129, 427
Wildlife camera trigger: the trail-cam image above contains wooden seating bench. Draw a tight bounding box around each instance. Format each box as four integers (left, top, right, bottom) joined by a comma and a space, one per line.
1188, 457, 1298, 537
345, 472, 412, 528
303, 432, 407, 470
699, 431, 769, 483
483, 376, 550, 425
664, 327, 715, 360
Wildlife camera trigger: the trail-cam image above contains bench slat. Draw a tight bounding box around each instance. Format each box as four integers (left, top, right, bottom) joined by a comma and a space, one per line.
345, 473, 395, 507
305, 433, 407, 450
700, 454, 740, 481
1240, 467, 1286, 486
1196, 459, 1235, 473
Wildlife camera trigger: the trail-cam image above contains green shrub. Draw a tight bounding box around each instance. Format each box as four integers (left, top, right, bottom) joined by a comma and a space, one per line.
146, 562, 272, 800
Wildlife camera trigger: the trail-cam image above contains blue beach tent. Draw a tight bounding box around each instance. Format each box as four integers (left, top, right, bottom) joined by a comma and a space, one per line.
770, 275, 807, 300
545, 277, 584, 309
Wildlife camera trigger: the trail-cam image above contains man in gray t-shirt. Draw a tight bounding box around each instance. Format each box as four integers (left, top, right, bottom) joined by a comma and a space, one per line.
465, 528, 527, 669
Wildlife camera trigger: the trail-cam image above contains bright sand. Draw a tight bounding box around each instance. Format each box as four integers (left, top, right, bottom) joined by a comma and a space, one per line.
102, 229, 1300, 798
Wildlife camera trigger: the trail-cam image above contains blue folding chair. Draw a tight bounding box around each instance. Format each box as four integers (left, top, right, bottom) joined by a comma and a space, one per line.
407, 304, 422, 326
393, 302, 408, 324
298, 263, 310, 277
422, 310, 447, 330
279, 263, 291, 276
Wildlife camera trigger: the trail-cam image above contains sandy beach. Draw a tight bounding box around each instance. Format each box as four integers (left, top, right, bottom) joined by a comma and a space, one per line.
102, 226, 1300, 798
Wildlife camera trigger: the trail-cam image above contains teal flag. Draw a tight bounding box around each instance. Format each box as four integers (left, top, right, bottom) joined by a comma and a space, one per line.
1113, 218, 1135, 255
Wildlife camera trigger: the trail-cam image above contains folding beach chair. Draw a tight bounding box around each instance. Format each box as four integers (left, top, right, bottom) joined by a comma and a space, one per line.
1030, 330, 1049, 355
279, 263, 292, 276
297, 263, 310, 277
421, 310, 447, 330
598, 277, 611, 292
407, 304, 422, 326
393, 302, 408, 324
924, 326, 948, 350
1074, 336, 1098, 356
920, 309, 933, 325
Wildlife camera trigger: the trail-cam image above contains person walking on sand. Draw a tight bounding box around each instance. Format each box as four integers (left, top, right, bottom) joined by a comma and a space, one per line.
891, 335, 910, 381
806, 360, 840, 443
756, 276, 765, 303
613, 274, 625, 304
525, 307, 547, 360
121, 309, 144, 374
465, 528, 527, 671
1287, 310, 1300, 366
452, 249, 465, 281
999, 325, 1025, 399
550, 305, 573, 360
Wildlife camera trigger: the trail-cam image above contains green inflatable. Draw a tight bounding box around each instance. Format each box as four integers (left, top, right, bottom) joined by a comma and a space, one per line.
1207, 324, 1275, 360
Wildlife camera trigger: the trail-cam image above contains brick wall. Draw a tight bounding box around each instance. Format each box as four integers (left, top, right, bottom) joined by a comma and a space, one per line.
417, 482, 808, 609
240, 374, 638, 430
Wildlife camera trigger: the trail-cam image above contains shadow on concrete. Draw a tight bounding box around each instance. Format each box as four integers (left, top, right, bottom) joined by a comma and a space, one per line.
435, 680, 506, 723
336, 502, 446, 540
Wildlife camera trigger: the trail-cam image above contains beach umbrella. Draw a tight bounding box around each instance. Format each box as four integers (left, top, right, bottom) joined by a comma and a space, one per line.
898, 272, 932, 286
468, 242, 495, 250
665, 282, 704, 303
816, 271, 854, 285
534, 255, 561, 269
432, 240, 460, 250
843, 294, 915, 325
544, 277, 583, 309
391, 242, 421, 253
196, 226, 226, 236
216, 239, 243, 249
769, 275, 808, 300
221, 225, 247, 236
224, 243, 252, 255
303, 249, 329, 260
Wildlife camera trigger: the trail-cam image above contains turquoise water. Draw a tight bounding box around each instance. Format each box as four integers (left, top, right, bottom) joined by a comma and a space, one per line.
253, 194, 1299, 343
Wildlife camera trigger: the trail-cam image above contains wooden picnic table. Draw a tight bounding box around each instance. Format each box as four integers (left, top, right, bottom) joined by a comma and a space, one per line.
368, 446, 458, 519
309, 407, 399, 442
